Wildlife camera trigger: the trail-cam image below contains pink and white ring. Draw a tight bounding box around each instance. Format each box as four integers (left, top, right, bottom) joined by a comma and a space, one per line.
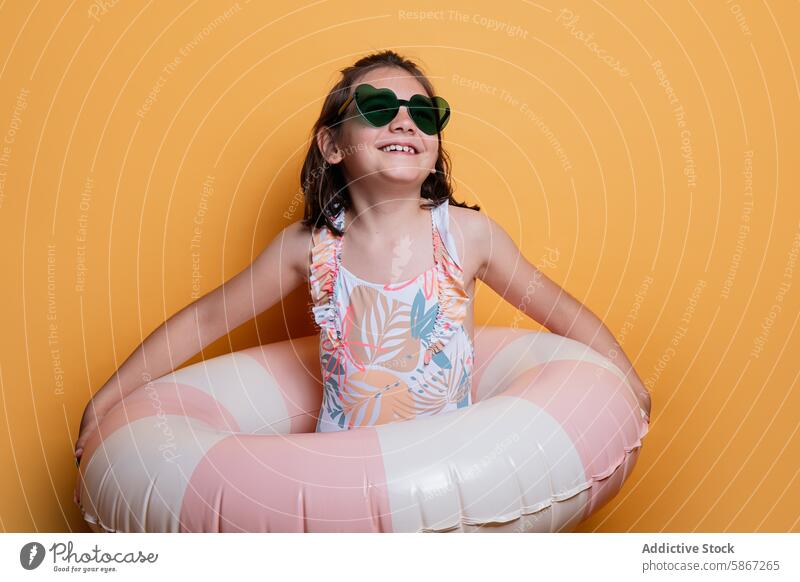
75, 327, 649, 533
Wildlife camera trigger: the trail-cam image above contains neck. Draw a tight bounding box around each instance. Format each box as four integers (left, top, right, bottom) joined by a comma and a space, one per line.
344, 190, 426, 234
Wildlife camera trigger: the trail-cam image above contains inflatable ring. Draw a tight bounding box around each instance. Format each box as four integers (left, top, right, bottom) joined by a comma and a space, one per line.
76, 327, 649, 532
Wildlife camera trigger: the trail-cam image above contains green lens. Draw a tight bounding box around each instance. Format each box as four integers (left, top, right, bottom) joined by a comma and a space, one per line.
355, 85, 399, 127
432, 96, 450, 131
408, 95, 437, 134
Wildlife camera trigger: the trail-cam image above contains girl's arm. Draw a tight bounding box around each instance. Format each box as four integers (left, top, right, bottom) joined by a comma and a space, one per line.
195, 221, 309, 342
473, 214, 652, 420
75, 222, 310, 459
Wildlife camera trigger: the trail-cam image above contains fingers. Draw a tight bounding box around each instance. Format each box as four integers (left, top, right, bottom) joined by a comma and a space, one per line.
74, 441, 84, 468
73, 426, 96, 464
636, 392, 652, 422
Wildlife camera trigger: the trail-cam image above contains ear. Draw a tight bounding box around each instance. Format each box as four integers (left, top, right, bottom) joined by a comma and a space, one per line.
316, 126, 343, 164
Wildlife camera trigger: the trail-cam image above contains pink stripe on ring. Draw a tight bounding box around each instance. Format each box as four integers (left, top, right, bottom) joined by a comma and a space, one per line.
179, 427, 393, 532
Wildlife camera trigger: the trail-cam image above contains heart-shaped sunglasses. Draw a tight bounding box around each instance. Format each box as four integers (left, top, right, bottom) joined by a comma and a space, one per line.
335, 83, 451, 135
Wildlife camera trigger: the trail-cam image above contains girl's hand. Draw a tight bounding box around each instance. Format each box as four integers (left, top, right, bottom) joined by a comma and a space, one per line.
636, 389, 652, 423
73, 399, 107, 505
74, 399, 102, 463
627, 375, 652, 422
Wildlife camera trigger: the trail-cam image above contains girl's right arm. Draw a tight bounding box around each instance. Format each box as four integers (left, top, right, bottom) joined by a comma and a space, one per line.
73, 221, 310, 465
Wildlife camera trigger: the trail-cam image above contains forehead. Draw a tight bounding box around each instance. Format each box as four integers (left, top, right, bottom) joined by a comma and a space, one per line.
354, 67, 429, 98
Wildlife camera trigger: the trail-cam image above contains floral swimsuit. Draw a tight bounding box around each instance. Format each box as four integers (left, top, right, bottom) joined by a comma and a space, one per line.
309, 200, 474, 432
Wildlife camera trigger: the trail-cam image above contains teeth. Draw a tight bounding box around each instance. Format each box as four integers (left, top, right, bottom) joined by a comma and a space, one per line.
381, 144, 416, 154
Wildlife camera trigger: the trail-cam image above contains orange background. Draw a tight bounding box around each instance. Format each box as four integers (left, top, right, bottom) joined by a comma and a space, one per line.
0, 0, 798, 532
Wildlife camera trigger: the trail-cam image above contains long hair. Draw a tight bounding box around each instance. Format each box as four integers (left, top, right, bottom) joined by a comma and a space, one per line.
299, 50, 480, 236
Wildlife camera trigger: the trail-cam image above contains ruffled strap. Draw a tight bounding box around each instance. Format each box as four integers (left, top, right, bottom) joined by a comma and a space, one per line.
422, 203, 469, 365
431, 200, 463, 269
309, 211, 345, 348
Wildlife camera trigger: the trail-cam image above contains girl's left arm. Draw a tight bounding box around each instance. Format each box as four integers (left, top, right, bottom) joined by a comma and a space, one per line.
473, 214, 651, 420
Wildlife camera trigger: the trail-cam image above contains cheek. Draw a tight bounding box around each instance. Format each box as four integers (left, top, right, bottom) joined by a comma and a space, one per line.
348, 123, 377, 143
334, 134, 370, 168
345, 128, 381, 158
422, 141, 439, 164
341, 143, 379, 171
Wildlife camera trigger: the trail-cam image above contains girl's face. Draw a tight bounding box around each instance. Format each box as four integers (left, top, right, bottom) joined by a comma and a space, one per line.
323, 67, 440, 188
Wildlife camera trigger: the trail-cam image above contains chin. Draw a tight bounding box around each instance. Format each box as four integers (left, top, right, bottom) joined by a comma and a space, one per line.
377, 162, 427, 177
378, 169, 427, 184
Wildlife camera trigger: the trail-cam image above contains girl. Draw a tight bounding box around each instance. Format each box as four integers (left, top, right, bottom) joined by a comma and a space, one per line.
73, 50, 651, 481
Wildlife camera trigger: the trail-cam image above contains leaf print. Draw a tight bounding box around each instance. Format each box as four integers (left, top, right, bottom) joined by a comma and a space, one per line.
450, 364, 471, 405
322, 382, 344, 426
413, 367, 450, 416
320, 345, 346, 397
347, 285, 420, 372
431, 349, 451, 369
323, 349, 345, 375
421, 267, 437, 299
412, 338, 472, 415
444, 349, 472, 405
341, 368, 417, 428
409, 390, 448, 416
410, 289, 438, 342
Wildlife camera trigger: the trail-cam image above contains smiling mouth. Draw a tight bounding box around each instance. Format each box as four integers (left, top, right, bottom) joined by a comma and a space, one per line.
378, 145, 418, 155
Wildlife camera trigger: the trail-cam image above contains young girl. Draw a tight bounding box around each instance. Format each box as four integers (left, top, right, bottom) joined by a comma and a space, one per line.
73, 50, 651, 475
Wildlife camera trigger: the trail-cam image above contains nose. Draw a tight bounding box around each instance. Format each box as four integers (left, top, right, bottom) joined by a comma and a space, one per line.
389, 105, 417, 133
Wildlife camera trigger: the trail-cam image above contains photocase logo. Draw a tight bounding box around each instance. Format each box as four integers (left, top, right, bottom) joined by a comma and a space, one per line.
19, 542, 46, 570
17, 540, 158, 574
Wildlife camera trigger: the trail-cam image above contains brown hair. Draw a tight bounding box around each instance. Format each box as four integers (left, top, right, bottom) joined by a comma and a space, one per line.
299, 50, 480, 236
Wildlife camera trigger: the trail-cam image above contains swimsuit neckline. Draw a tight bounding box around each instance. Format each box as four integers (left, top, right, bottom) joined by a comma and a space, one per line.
336, 204, 438, 289
338, 262, 437, 288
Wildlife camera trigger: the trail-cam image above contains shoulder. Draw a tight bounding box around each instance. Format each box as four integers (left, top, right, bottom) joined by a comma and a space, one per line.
446, 203, 492, 275
284, 218, 314, 239
448, 203, 492, 250
448, 203, 486, 234
448, 205, 512, 277
278, 220, 314, 283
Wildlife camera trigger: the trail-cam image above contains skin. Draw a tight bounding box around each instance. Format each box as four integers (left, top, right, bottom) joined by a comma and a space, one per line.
73, 66, 651, 503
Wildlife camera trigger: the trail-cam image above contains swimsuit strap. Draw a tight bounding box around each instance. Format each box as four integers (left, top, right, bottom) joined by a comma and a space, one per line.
431, 200, 463, 269
425, 201, 469, 364
308, 212, 344, 348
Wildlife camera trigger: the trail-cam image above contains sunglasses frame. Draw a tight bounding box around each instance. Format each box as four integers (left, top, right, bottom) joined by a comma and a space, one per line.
335, 83, 450, 135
